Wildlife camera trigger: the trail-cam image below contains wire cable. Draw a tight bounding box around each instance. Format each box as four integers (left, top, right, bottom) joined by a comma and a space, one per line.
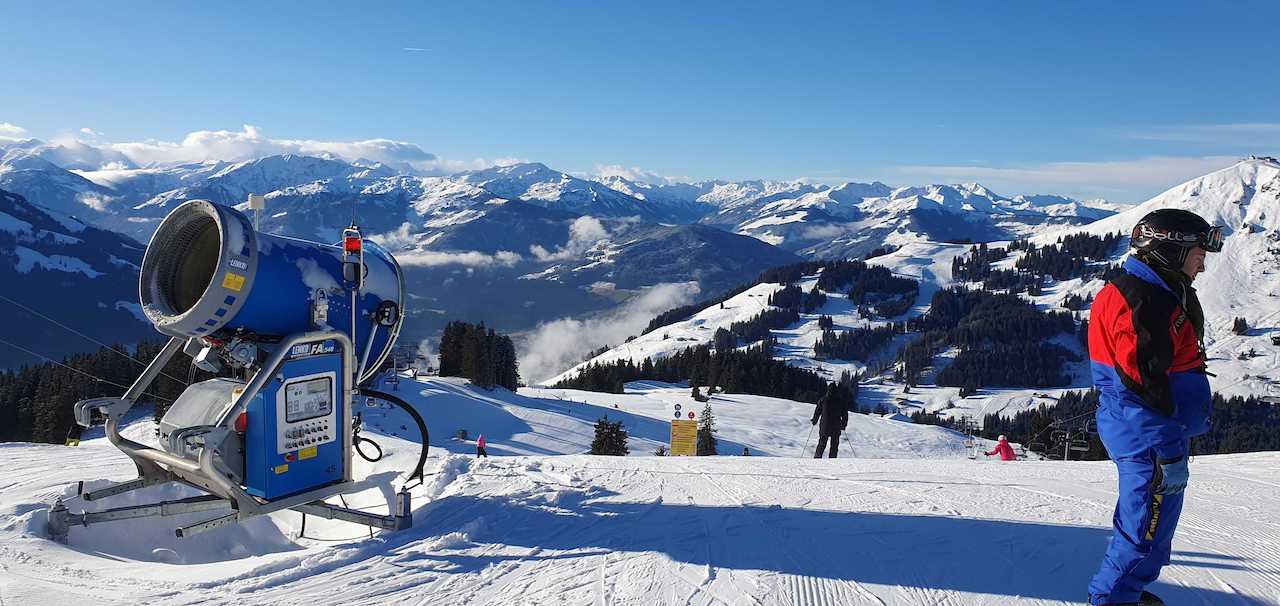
0, 293, 189, 387
0, 336, 174, 402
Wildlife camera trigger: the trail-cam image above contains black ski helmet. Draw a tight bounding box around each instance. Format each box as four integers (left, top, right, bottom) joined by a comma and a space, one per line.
1130, 208, 1223, 269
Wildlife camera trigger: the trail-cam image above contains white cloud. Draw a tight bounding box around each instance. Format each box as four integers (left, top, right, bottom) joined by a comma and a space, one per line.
530, 216, 610, 262
104, 124, 442, 171
6, 123, 523, 175
518, 281, 701, 384
76, 191, 119, 212
896, 155, 1242, 202
402, 47, 431, 52
1124, 123, 1280, 146
367, 222, 418, 250
394, 249, 523, 268
593, 164, 688, 185
798, 224, 848, 240
415, 338, 436, 370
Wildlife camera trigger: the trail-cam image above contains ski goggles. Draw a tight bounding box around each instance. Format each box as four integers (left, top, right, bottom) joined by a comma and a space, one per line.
1136, 224, 1224, 252
1202, 226, 1224, 252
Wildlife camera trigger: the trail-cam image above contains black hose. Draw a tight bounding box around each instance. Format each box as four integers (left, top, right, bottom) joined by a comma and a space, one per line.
358, 388, 429, 487
354, 435, 384, 462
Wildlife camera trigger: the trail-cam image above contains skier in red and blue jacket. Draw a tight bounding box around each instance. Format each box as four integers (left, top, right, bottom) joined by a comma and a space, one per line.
1087, 209, 1222, 606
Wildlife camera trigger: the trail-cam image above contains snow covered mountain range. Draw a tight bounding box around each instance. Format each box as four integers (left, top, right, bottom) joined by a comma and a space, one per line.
0, 137, 1117, 250
0, 135, 1125, 369
555, 157, 1280, 423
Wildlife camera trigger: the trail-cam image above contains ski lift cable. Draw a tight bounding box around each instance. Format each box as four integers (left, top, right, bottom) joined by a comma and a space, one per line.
1024, 404, 1100, 447
0, 294, 189, 387
0, 336, 175, 402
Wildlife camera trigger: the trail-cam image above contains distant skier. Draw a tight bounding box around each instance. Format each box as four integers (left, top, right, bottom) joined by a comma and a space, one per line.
1086, 209, 1220, 606
984, 435, 1016, 461
476, 434, 488, 458
810, 384, 848, 458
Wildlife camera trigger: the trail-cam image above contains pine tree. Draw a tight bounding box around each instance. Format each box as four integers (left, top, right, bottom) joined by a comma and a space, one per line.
696, 403, 717, 455
590, 416, 629, 455
437, 321, 521, 390
495, 335, 520, 390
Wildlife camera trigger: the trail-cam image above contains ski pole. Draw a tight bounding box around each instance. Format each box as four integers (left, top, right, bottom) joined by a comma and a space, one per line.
842, 430, 854, 458
801, 424, 814, 457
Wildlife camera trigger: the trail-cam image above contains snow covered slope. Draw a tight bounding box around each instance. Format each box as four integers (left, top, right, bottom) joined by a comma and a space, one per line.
555, 158, 1280, 427
455, 163, 701, 223
546, 281, 790, 385
348, 375, 982, 460
0, 151, 121, 218
0, 188, 152, 367
1, 402, 1277, 605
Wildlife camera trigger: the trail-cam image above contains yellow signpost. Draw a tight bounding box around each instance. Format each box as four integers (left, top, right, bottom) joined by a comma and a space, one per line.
670, 419, 697, 456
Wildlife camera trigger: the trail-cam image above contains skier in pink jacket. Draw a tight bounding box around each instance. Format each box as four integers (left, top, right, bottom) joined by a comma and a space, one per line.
476, 435, 488, 458
985, 435, 1017, 461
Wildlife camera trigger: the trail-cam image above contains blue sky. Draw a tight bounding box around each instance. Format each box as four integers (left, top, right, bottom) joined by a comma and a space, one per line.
4, 1, 1279, 201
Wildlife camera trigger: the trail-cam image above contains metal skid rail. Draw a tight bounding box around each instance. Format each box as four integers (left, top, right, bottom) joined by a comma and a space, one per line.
48, 490, 412, 541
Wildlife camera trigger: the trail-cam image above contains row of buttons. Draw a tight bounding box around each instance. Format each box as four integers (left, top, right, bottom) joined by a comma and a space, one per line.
283, 421, 331, 451
285, 422, 329, 439
285, 434, 329, 450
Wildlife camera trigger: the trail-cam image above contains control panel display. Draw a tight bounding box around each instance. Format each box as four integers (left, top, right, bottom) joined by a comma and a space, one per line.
285, 377, 332, 422
275, 371, 338, 454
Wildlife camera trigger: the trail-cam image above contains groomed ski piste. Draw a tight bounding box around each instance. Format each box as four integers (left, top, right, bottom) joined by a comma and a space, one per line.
2, 375, 1279, 605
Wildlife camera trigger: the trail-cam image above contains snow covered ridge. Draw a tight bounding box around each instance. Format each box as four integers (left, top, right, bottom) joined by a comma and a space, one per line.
553, 158, 1280, 425
0, 189, 152, 367
0, 377, 1276, 605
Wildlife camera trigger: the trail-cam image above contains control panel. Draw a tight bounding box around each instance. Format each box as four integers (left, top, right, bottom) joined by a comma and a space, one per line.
243, 340, 347, 500
276, 372, 337, 453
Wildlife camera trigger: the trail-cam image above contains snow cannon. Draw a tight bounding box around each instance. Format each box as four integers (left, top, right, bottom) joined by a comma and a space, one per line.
49, 199, 429, 544
139, 199, 404, 383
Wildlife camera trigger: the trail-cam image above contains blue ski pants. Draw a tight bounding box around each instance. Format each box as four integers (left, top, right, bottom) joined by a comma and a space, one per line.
1088, 444, 1187, 604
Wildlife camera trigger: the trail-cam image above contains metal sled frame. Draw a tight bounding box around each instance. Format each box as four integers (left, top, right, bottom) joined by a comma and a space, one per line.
48, 331, 412, 542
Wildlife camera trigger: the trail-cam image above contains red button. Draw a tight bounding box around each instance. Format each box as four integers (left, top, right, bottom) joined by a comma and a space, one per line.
285, 454, 296, 462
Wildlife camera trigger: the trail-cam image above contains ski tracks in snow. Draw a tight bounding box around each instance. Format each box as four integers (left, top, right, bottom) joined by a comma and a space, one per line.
5, 452, 1280, 605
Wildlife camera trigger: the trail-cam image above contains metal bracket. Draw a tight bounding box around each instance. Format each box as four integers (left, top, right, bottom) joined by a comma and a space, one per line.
292, 488, 413, 532
73, 397, 130, 428
176, 512, 240, 538
48, 495, 233, 542
83, 477, 163, 502
312, 289, 330, 329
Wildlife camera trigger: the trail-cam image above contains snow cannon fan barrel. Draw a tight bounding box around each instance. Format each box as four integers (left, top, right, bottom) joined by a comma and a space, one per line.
139, 199, 404, 383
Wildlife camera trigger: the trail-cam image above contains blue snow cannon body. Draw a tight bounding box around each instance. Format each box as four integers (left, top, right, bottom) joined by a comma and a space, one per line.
138, 199, 404, 383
